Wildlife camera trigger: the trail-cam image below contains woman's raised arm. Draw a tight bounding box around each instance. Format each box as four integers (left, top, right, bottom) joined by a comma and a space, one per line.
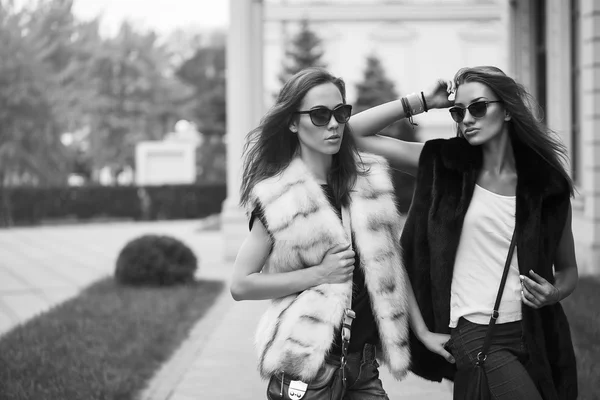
350, 79, 454, 176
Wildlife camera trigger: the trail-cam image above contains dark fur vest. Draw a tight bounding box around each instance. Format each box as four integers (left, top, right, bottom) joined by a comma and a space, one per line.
249, 153, 410, 382
401, 137, 577, 400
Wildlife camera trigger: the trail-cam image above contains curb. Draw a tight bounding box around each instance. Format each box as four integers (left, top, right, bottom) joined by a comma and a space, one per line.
139, 282, 234, 400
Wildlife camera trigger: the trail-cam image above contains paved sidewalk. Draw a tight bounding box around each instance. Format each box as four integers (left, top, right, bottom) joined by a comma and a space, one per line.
142, 288, 452, 400
0, 220, 452, 399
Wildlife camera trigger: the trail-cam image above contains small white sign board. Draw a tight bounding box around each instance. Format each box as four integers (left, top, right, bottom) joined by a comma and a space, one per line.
135, 141, 196, 186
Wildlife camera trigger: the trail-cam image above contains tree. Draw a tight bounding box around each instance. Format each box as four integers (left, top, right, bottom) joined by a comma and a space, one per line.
0, 2, 73, 224
176, 43, 226, 136
354, 55, 417, 141
86, 22, 194, 174
0, 0, 207, 193
175, 37, 227, 183
278, 19, 326, 85
0, 2, 70, 187
354, 54, 417, 212
195, 135, 226, 183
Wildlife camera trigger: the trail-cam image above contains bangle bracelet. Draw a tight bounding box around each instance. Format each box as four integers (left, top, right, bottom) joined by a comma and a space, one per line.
406, 92, 424, 116
401, 96, 418, 128
401, 97, 411, 118
421, 91, 429, 112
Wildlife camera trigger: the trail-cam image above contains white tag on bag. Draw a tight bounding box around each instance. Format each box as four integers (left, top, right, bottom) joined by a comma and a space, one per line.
288, 380, 308, 399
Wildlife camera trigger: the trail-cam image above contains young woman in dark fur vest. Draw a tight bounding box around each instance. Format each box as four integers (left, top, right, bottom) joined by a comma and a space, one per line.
230, 67, 454, 399
350, 65, 578, 400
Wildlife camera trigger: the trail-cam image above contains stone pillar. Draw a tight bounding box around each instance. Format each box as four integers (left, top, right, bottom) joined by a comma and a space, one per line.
577, 0, 600, 275
507, 0, 536, 91
545, 0, 573, 160
222, 0, 264, 261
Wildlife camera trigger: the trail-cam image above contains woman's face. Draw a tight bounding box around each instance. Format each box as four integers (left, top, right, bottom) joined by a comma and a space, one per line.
453, 81, 509, 146
290, 82, 347, 157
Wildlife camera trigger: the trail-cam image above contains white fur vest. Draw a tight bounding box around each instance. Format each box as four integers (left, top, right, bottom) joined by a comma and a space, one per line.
249, 153, 410, 382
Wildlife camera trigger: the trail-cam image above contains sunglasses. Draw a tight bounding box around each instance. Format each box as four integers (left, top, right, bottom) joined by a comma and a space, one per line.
295, 104, 353, 127
449, 100, 502, 123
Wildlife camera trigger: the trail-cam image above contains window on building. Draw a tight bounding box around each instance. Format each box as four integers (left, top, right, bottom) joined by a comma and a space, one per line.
571, 0, 581, 183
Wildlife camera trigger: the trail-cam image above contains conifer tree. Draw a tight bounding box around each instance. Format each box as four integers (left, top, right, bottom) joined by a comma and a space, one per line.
354, 55, 416, 141
278, 19, 326, 85
354, 54, 417, 212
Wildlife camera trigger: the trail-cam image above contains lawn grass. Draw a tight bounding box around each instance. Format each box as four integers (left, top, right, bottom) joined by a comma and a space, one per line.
561, 275, 600, 400
0, 277, 224, 400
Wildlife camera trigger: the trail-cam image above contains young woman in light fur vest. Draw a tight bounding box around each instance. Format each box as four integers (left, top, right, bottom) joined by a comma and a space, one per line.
231, 67, 453, 399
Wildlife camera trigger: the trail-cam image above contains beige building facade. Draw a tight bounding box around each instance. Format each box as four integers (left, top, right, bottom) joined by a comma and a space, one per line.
223, 0, 508, 259
262, 0, 509, 140
509, 0, 600, 275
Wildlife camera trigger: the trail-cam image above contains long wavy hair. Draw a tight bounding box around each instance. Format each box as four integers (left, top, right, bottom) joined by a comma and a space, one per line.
454, 66, 574, 196
240, 67, 364, 208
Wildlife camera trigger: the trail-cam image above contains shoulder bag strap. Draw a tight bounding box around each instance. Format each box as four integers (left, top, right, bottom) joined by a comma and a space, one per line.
477, 228, 518, 365
340, 205, 356, 371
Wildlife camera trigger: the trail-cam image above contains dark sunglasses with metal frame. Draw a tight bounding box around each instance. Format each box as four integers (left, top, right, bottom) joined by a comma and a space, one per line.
449, 100, 502, 123
294, 104, 353, 127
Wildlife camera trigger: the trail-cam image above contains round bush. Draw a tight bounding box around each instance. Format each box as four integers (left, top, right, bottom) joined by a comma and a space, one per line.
115, 235, 198, 286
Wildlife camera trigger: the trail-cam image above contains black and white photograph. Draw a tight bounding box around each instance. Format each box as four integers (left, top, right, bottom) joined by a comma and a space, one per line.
0, 0, 597, 399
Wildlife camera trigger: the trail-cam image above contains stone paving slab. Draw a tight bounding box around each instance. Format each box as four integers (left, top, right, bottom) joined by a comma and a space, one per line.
2, 291, 51, 322
140, 277, 240, 400
162, 297, 266, 399
0, 270, 31, 291
0, 302, 17, 334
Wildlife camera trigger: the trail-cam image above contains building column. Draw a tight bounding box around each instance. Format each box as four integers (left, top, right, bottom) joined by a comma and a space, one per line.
577, 0, 600, 275
507, 0, 537, 92
222, 0, 264, 261
545, 0, 572, 158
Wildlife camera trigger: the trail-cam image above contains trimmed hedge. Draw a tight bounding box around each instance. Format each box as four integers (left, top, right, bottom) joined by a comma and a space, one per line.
115, 235, 198, 286
0, 184, 226, 227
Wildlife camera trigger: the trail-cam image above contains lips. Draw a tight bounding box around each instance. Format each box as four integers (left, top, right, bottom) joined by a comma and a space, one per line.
326, 134, 341, 140
463, 128, 478, 136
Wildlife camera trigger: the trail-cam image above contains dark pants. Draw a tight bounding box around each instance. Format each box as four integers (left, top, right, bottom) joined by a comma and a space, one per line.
446, 318, 542, 400
325, 343, 388, 400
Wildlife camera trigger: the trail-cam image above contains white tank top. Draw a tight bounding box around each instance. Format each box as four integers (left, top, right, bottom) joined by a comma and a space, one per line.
449, 184, 522, 328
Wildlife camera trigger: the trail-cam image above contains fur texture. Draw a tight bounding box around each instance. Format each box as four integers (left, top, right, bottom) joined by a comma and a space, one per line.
401, 137, 577, 400
250, 153, 410, 382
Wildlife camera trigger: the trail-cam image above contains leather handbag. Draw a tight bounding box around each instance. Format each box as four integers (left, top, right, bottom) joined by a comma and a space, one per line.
454, 229, 518, 400
266, 317, 351, 400
266, 206, 355, 400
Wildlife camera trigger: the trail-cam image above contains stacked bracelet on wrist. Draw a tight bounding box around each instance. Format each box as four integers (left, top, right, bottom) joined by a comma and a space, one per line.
400, 97, 414, 127
401, 92, 426, 127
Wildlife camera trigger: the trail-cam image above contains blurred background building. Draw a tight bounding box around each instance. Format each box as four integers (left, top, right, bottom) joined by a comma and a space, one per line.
223, 0, 600, 276
263, 0, 509, 140
509, 0, 599, 275
265, 0, 509, 225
